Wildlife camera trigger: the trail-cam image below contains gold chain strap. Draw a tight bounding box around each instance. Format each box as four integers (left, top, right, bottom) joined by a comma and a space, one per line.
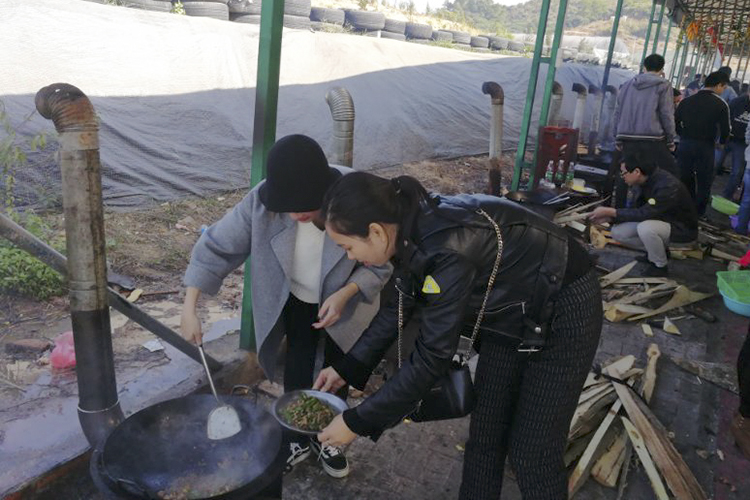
398, 209, 503, 368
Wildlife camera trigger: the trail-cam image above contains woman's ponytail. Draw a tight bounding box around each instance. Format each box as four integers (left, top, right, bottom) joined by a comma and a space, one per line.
322, 172, 430, 239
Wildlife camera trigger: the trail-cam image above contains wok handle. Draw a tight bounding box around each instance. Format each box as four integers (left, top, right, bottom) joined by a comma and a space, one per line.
198, 344, 221, 403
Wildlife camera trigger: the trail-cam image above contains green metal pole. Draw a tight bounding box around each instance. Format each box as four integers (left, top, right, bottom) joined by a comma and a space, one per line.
511, 0, 553, 191
594, 0, 624, 141
640, 0, 658, 69
676, 38, 690, 87
240, 0, 286, 351
661, 19, 673, 57
650, 1, 666, 54
537, 0, 568, 128
669, 29, 683, 82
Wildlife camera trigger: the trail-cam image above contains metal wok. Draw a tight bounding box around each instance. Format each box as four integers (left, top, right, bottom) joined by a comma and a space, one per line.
91, 395, 285, 500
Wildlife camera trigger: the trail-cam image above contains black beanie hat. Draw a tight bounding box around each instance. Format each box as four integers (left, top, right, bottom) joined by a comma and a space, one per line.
258, 134, 341, 213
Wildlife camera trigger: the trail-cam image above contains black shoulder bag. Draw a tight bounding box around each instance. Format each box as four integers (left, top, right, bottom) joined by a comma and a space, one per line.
397, 208, 503, 422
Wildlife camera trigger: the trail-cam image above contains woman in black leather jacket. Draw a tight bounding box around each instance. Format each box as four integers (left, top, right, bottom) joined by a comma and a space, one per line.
314, 172, 603, 499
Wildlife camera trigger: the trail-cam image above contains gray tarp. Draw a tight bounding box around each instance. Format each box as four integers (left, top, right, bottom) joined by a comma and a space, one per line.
1, 0, 634, 209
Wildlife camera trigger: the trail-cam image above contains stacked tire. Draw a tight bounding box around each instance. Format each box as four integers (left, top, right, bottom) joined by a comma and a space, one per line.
488, 36, 509, 51
120, 0, 173, 12
432, 30, 452, 43
405, 22, 432, 41
310, 7, 345, 32
182, 0, 230, 20
381, 18, 406, 41
508, 40, 524, 52
283, 0, 311, 29
229, 0, 311, 29
470, 36, 488, 49
345, 10, 384, 37
448, 30, 470, 46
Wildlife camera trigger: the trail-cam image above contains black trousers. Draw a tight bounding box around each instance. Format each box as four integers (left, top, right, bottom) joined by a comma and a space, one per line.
677, 137, 716, 216
739, 324, 750, 418
282, 294, 346, 397
459, 270, 603, 500
282, 294, 348, 445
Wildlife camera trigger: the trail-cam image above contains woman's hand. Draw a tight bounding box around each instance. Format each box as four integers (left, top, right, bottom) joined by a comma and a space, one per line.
180, 287, 203, 345
317, 414, 356, 448
313, 283, 359, 329
313, 367, 346, 393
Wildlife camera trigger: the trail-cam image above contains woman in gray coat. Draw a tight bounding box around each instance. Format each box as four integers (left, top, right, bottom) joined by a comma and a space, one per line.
180, 135, 391, 478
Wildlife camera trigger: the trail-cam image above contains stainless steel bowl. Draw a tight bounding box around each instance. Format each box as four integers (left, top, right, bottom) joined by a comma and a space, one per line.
271, 389, 348, 436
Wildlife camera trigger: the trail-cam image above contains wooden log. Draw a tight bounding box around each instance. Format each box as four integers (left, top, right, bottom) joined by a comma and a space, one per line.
570, 392, 617, 440
592, 424, 627, 487
642, 344, 661, 403
621, 417, 670, 500
670, 357, 739, 394
569, 399, 624, 497
565, 431, 594, 467
609, 366, 708, 500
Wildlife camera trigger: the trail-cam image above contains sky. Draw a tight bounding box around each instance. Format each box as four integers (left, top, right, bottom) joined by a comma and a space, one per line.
412, 0, 528, 14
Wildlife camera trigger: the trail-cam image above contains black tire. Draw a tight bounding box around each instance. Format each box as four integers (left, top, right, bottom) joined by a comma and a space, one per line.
470, 36, 489, 48
489, 37, 509, 50
344, 10, 385, 31
120, 0, 173, 12
405, 22, 432, 40
380, 31, 406, 41
231, 13, 260, 23
508, 40, 524, 52
284, 0, 310, 17
310, 21, 346, 32
183, 1, 229, 19
284, 14, 310, 29
310, 7, 345, 25
448, 30, 470, 45
432, 30, 452, 42
362, 29, 381, 37
228, 0, 258, 14
383, 18, 406, 34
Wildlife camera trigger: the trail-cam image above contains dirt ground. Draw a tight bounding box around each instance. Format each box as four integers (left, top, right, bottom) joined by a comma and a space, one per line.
0, 153, 513, 407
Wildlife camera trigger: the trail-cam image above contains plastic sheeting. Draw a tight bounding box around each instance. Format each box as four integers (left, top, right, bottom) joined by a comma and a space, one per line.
0, 0, 634, 209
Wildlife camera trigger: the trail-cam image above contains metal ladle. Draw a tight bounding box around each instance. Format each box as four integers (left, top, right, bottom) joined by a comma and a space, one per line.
197, 345, 242, 440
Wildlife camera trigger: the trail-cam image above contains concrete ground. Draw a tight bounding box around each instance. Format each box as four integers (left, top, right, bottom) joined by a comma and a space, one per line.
6, 179, 750, 499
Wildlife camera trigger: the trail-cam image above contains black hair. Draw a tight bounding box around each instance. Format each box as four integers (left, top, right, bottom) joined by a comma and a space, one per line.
705, 71, 730, 87
673, 88, 682, 97
321, 172, 431, 239
742, 83, 749, 95
719, 66, 733, 76
731, 79, 741, 94
644, 54, 665, 72
622, 146, 657, 176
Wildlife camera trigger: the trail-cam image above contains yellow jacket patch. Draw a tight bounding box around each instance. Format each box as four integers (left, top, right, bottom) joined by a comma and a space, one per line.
422, 275, 441, 294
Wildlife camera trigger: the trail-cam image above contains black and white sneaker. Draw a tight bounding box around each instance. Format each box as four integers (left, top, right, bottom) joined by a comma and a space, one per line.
310, 438, 350, 478
285, 441, 311, 472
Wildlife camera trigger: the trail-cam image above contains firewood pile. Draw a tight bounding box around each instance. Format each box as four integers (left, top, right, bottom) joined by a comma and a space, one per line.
566, 347, 707, 499
597, 261, 714, 332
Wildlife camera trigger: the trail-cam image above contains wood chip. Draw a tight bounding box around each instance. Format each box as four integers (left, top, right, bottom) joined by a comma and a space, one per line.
127, 288, 144, 303
628, 286, 713, 321
642, 323, 654, 337
663, 317, 681, 335
621, 417, 670, 500
600, 261, 638, 288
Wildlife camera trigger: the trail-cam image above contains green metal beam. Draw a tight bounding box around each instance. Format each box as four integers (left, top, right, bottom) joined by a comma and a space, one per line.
668, 29, 684, 82
661, 19, 673, 57
511, 0, 553, 191
594, 0, 624, 145
651, 1, 666, 54
240, 0, 286, 351
640, 0, 658, 69
536, 0, 568, 133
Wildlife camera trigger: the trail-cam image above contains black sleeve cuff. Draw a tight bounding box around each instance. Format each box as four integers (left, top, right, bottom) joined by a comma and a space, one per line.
332, 353, 372, 391
343, 408, 383, 440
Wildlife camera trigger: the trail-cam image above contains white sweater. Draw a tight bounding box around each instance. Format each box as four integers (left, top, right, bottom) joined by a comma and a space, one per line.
289, 221, 325, 304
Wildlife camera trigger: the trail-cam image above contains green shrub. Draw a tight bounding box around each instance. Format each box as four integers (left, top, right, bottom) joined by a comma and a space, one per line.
0, 212, 66, 300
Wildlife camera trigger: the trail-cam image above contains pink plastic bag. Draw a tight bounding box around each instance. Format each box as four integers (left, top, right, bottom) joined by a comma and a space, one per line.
50, 331, 76, 369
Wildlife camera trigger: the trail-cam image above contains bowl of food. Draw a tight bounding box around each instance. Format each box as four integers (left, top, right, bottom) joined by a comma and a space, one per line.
271, 390, 348, 436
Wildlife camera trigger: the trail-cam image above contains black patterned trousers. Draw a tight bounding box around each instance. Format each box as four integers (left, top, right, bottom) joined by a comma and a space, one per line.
459, 269, 603, 500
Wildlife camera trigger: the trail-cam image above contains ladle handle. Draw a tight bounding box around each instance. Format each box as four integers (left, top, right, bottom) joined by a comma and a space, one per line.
198, 345, 221, 403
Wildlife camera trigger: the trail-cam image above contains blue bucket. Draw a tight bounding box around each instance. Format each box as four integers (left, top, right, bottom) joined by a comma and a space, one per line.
720, 290, 750, 317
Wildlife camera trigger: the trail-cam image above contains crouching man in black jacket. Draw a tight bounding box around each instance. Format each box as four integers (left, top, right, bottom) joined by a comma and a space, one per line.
590, 148, 698, 277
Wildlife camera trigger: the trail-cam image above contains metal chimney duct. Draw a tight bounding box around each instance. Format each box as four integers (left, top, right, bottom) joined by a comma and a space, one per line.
325, 87, 355, 167
482, 81, 504, 159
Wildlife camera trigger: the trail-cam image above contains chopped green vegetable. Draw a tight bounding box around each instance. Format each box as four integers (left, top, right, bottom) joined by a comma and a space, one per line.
281, 394, 336, 432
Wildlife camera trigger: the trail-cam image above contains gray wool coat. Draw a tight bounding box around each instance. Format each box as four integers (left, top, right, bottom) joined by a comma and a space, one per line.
183, 168, 392, 378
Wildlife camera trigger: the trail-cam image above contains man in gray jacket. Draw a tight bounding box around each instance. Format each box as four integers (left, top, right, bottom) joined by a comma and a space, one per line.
181, 135, 391, 478
613, 53, 678, 176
